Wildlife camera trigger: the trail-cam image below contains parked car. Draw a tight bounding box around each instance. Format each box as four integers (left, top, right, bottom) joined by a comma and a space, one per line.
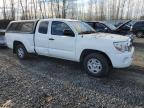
5, 19, 134, 77
131, 21, 144, 38
105, 20, 128, 27
0, 29, 6, 46
0, 20, 11, 47
85, 20, 135, 42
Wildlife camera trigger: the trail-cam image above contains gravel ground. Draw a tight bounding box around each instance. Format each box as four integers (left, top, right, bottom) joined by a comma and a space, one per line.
0, 38, 144, 108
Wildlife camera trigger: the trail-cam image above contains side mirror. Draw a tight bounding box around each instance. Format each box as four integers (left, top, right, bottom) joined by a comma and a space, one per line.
63, 29, 75, 37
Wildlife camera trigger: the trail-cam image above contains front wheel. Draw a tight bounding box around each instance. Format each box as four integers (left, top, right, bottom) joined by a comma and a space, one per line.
83, 53, 111, 77
15, 44, 28, 59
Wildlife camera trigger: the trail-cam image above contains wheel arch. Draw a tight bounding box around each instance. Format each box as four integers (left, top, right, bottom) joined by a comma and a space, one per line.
13, 41, 26, 53
80, 49, 112, 67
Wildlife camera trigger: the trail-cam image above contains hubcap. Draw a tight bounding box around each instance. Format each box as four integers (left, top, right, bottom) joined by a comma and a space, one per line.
87, 58, 102, 73
18, 47, 24, 58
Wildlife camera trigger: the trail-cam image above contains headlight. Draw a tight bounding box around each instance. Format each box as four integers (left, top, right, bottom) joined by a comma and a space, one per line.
113, 41, 129, 52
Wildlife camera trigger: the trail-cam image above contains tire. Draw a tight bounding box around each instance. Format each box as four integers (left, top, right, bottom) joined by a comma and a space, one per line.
83, 53, 111, 77
15, 44, 28, 59
136, 32, 143, 38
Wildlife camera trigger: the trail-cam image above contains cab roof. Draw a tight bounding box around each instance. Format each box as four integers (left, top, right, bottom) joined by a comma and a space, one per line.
10, 18, 79, 23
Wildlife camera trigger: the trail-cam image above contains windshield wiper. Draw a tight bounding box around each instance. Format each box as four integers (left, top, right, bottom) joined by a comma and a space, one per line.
79, 31, 96, 34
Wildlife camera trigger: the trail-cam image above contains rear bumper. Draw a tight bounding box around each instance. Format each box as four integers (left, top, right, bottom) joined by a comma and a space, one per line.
0, 37, 7, 46
110, 47, 134, 68
0, 44, 7, 46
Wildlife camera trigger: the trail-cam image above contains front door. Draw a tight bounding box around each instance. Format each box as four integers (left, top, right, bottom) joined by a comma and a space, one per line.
49, 21, 76, 60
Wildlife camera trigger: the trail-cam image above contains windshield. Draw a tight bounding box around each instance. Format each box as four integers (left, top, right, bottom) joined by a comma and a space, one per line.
103, 22, 117, 30
69, 21, 96, 34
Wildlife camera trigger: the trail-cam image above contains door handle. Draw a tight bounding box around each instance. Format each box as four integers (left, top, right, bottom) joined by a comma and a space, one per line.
49, 38, 55, 40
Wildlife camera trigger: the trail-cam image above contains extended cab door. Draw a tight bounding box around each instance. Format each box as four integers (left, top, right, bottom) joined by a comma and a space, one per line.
49, 21, 76, 60
35, 21, 49, 56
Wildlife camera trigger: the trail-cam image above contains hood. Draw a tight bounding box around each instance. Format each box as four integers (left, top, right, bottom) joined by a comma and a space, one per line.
116, 20, 132, 30
83, 33, 130, 42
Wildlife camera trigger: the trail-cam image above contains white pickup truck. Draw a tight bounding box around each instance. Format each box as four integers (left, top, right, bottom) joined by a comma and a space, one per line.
5, 19, 134, 77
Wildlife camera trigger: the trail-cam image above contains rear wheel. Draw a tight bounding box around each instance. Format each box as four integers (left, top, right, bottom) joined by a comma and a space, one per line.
136, 32, 143, 38
15, 44, 28, 59
83, 53, 111, 77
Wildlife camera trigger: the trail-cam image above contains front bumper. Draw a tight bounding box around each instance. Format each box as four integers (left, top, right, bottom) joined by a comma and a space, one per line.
110, 47, 134, 68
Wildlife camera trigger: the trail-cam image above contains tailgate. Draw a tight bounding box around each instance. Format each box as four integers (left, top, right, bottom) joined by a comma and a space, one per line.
0, 35, 6, 44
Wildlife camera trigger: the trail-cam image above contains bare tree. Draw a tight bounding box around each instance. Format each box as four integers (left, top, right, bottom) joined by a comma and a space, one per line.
99, 0, 105, 20
32, 0, 38, 19
55, 0, 61, 18
2, 0, 7, 19
87, 0, 93, 20
126, 0, 131, 19
25, 0, 28, 19
50, 0, 54, 18
94, 0, 98, 20
38, 1, 45, 18
116, 0, 121, 19
62, 0, 67, 18
19, 0, 25, 19
43, 0, 47, 18
10, 0, 15, 20
120, 0, 127, 19
1, 0, 144, 20
29, 0, 33, 19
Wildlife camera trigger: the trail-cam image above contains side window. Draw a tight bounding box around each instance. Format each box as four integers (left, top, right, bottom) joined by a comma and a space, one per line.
87, 22, 94, 28
7, 22, 35, 33
20, 22, 34, 33
134, 22, 144, 28
140, 22, 144, 27
95, 23, 106, 32
7, 23, 18, 32
95, 23, 105, 29
51, 21, 74, 36
38, 21, 49, 34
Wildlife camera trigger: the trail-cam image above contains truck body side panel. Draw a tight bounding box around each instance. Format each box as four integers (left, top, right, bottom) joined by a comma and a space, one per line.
6, 33, 35, 53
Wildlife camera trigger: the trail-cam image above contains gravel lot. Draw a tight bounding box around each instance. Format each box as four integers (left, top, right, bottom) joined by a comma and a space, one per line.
0, 38, 144, 108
